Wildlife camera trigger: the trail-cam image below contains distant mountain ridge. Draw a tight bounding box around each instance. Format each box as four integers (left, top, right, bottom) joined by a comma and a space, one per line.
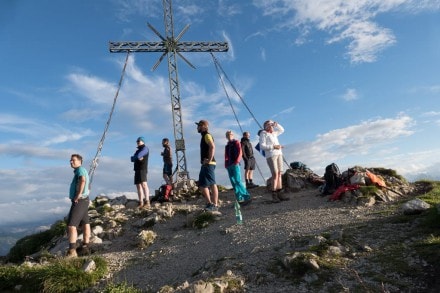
0, 222, 53, 256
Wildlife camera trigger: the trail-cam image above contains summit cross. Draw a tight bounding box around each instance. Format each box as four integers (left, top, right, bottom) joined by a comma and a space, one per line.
109, 0, 228, 183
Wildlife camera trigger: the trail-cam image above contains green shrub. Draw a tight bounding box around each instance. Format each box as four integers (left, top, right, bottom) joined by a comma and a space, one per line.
7, 220, 66, 263
359, 185, 379, 197
369, 167, 405, 181
193, 212, 216, 229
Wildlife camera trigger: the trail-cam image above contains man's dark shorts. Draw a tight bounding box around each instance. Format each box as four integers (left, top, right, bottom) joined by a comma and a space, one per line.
134, 169, 147, 184
163, 163, 173, 176
198, 164, 216, 187
244, 157, 256, 170
67, 198, 90, 227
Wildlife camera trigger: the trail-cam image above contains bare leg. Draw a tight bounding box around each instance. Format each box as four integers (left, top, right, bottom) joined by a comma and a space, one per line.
163, 174, 172, 185
210, 184, 219, 206
201, 186, 211, 204
276, 171, 282, 190
270, 169, 278, 191
82, 223, 91, 244
136, 184, 144, 206
68, 226, 78, 245
143, 182, 150, 206
249, 170, 254, 182
245, 169, 250, 181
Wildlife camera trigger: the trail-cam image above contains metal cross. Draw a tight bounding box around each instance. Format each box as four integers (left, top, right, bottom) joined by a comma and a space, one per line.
109, 0, 228, 183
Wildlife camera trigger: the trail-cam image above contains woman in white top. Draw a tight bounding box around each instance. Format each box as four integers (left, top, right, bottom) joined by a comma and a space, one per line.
259, 120, 289, 202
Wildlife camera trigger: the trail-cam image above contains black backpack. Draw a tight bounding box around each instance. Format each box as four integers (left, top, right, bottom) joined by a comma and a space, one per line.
323, 163, 341, 195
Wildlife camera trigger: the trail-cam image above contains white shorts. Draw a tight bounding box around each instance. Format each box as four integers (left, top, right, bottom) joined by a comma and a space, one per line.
267, 154, 283, 175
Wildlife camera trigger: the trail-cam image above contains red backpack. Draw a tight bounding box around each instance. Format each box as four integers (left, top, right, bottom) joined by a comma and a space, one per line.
159, 184, 172, 202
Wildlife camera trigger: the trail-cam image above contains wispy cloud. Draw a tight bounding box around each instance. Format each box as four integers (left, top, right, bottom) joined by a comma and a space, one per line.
272, 106, 295, 119
113, 0, 162, 22
252, 0, 440, 63
410, 84, 440, 94
218, 0, 242, 17
222, 31, 235, 61
341, 88, 359, 101
422, 111, 440, 117
284, 114, 416, 168
260, 47, 267, 61
0, 113, 94, 147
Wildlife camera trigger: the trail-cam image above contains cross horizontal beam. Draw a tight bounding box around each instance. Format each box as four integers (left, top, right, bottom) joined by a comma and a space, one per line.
109, 41, 229, 53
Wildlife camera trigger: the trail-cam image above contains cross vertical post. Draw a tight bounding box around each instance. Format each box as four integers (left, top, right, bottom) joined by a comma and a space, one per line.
109, 0, 228, 183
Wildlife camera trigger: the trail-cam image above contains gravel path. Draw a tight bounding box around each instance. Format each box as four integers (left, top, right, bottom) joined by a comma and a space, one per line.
97, 187, 398, 292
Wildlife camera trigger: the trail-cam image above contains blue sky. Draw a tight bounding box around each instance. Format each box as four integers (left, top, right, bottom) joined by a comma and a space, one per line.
1, 0, 440, 227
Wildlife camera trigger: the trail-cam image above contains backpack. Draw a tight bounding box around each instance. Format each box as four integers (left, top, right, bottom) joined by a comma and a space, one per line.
290, 161, 307, 170
152, 184, 172, 203
254, 143, 265, 157
323, 163, 341, 195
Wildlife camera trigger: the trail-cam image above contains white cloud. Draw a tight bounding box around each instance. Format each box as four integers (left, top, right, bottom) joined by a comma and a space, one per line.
283, 114, 416, 172
253, 0, 439, 63
0, 113, 95, 152
66, 73, 117, 105
222, 31, 235, 62
328, 21, 396, 63
410, 84, 440, 94
218, 0, 242, 17
260, 47, 267, 61
422, 111, 440, 117
341, 88, 359, 101
113, 0, 162, 22
176, 3, 205, 18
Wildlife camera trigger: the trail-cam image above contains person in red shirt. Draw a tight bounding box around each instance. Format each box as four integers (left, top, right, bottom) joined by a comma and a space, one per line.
225, 130, 251, 205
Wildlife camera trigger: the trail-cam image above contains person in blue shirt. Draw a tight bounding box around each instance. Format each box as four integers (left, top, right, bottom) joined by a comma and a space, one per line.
131, 136, 150, 208
66, 154, 91, 258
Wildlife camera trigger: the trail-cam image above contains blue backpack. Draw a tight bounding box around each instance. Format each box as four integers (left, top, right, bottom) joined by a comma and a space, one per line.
290, 161, 307, 170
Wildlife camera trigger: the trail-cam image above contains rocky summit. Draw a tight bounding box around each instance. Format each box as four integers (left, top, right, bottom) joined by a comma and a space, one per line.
10, 168, 440, 292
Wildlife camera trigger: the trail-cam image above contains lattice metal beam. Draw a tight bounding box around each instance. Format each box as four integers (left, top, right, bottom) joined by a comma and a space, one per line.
109, 42, 228, 53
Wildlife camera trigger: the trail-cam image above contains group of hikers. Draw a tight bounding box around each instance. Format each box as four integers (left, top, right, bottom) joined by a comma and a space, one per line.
65, 118, 288, 257
194, 118, 290, 211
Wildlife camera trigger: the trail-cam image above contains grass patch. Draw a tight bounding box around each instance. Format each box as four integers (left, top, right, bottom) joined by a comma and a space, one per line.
413, 234, 440, 263
193, 212, 216, 229
0, 256, 107, 292
370, 243, 417, 275
416, 181, 440, 230
359, 185, 379, 197
417, 181, 440, 205
99, 281, 142, 293
369, 167, 405, 181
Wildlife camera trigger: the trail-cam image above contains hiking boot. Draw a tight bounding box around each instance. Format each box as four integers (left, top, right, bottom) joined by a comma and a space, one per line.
271, 192, 281, 203
205, 204, 218, 212
66, 249, 78, 258
204, 203, 218, 211
239, 198, 252, 206
77, 245, 91, 256
248, 183, 258, 189
277, 192, 290, 201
